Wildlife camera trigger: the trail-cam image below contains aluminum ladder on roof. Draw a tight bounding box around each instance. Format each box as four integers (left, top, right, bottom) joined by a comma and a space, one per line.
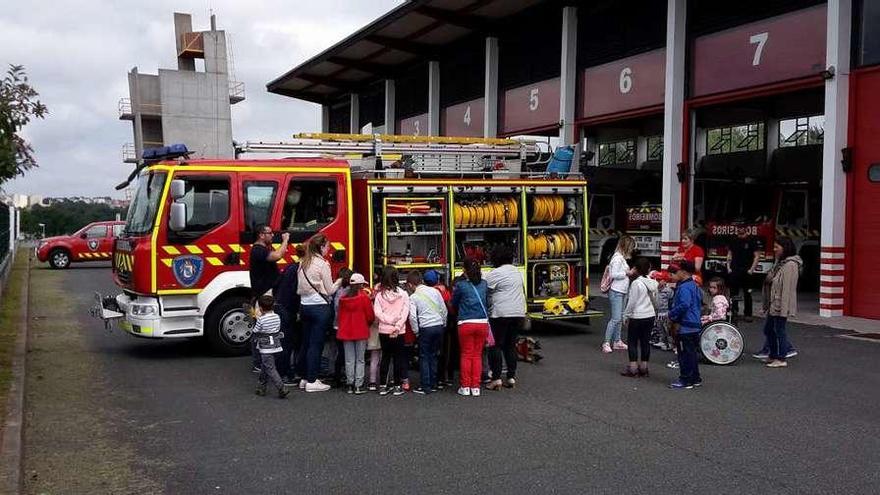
234, 133, 545, 177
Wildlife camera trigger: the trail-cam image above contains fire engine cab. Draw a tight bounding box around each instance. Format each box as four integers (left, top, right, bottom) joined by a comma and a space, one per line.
93, 135, 595, 355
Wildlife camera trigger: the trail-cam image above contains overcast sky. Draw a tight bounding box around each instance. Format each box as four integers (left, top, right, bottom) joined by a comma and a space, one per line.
0, 0, 404, 198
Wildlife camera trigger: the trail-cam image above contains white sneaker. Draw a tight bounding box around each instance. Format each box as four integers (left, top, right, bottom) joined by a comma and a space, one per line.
299, 380, 306, 390
470, 388, 481, 397
457, 387, 471, 396
305, 380, 331, 392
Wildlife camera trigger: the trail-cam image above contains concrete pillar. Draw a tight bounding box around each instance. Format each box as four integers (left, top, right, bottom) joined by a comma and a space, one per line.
559, 6, 578, 146
321, 104, 330, 133
349, 93, 360, 134
384, 79, 396, 134
428, 61, 441, 136
484, 37, 499, 138
173, 13, 196, 71
129, 68, 144, 161
660, 0, 687, 269
819, 0, 852, 317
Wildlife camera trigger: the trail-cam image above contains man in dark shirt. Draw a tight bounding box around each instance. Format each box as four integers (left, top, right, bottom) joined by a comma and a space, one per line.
727, 228, 761, 320
248, 224, 289, 371
250, 224, 290, 299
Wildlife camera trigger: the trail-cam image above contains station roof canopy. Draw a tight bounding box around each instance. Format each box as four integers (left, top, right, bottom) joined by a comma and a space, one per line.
266, 0, 547, 104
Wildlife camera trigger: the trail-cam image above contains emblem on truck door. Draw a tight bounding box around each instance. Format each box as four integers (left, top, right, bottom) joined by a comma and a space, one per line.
88, 239, 99, 251
172, 255, 204, 287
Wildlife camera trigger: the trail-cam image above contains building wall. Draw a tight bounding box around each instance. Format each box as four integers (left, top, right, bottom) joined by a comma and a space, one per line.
158, 68, 233, 158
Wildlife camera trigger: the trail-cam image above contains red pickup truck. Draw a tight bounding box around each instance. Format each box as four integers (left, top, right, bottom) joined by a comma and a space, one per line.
37, 221, 125, 269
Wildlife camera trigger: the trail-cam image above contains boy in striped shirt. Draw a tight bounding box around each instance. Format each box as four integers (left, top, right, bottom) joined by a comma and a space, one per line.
254, 295, 289, 399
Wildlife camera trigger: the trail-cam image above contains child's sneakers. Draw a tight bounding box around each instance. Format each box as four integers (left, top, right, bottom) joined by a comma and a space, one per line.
457, 387, 471, 396
368, 383, 378, 392
666, 360, 680, 369
470, 388, 481, 397
601, 342, 613, 353
278, 388, 290, 399
392, 385, 405, 396
612, 340, 628, 350
668, 380, 693, 389
379, 385, 391, 396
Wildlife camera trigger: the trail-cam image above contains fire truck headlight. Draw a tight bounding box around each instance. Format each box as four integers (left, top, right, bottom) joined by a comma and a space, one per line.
130, 304, 158, 317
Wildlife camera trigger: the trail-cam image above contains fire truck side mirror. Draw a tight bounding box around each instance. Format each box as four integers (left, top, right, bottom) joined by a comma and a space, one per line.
170, 179, 186, 200
169, 203, 187, 232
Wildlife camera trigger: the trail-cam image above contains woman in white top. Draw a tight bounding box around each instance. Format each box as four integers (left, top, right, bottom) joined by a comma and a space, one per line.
621, 257, 658, 377
296, 233, 342, 392
603, 236, 636, 353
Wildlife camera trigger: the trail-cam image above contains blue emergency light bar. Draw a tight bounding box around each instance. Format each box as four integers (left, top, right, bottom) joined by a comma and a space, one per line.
142, 144, 189, 160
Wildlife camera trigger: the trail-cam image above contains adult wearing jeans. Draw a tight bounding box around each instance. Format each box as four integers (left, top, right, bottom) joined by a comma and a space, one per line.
406, 271, 448, 394
762, 237, 802, 369
451, 258, 490, 397
485, 245, 526, 390
249, 225, 289, 371
296, 234, 341, 392
603, 236, 636, 353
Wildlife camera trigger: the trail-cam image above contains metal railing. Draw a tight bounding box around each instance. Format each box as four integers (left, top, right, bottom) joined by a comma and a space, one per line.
229, 80, 245, 102
118, 98, 132, 118
118, 97, 162, 118
122, 143, 137, 162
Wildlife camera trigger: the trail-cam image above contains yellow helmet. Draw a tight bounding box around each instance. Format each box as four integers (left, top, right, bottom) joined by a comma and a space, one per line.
567, 295, 586, 313
543, 298, 565, 315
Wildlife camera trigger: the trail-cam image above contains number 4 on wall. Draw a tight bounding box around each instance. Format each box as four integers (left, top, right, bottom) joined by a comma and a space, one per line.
750, 32, 768, 66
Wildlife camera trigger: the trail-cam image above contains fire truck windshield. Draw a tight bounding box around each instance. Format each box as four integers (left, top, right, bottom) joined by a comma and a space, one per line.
125, 171, 167, 235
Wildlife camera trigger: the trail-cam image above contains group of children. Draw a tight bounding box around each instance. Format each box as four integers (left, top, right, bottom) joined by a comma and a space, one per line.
619, 259, 731, 389
251, 265, 460, 399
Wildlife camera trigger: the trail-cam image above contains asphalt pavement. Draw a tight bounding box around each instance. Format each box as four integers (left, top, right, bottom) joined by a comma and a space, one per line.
27, 262, 880, 494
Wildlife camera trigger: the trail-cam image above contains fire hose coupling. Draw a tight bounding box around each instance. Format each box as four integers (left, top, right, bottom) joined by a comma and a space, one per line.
130, 303, 159, 317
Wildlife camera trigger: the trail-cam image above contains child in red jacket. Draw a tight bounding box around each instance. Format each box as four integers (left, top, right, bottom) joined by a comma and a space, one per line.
336, 273, 374, 394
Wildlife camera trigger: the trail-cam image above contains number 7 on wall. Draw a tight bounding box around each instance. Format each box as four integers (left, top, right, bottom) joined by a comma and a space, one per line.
750, 32, 768, 66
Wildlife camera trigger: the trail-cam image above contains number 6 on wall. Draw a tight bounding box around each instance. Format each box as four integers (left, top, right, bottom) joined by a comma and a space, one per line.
750, 32, 769, 66
619, 67, 633, 94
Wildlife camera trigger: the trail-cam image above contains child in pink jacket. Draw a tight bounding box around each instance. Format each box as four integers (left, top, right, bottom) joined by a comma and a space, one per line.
373, 266, 411, 396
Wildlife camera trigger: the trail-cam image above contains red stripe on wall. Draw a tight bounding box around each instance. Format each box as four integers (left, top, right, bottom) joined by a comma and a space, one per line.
819, 281, 847, 288
820, 246, 846, 253
820, 270, 846, 276
820, 303, 845, 310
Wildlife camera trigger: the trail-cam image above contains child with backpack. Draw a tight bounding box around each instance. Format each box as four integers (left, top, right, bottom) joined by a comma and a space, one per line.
253, 295, 289, 399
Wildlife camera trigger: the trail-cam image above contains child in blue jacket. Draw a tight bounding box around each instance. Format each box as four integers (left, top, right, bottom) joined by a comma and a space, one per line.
667, 260, 703, 389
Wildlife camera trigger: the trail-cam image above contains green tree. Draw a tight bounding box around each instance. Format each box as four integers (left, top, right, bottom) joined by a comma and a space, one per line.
0, 65, 48, 184
21, 201, 127, 237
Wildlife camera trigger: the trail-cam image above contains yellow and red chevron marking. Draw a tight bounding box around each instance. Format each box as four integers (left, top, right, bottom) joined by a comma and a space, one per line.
157, 242, 339, 269
78, 252, 112, 259
114, 252, 134, 271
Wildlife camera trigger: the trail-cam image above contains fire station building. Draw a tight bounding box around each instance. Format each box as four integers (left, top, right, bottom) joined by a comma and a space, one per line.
267, 0, 880, 320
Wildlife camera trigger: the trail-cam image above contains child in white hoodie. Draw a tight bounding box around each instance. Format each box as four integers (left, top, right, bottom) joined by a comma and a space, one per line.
622, 258, 659, 377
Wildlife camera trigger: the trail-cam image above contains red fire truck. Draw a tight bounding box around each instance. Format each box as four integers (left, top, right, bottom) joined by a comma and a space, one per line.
93, 135, 594, 354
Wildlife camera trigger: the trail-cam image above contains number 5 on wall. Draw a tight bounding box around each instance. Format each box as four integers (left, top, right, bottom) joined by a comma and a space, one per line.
529, 88, 539, 111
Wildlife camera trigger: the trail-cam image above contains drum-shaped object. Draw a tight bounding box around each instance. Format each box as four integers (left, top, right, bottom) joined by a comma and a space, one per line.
700, 321, 744, 365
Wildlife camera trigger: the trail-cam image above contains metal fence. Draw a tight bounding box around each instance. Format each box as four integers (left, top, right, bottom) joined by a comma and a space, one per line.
0, 203, 10, 267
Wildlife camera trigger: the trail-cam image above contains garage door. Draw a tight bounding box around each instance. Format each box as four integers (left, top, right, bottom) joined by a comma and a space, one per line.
850, 68, 880, 318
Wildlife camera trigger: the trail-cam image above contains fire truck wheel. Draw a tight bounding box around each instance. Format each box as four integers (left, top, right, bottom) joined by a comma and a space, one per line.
48, 248, 71, 269
205, 295, 253, 356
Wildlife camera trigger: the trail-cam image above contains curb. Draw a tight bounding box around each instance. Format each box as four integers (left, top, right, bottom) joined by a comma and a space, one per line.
0, 253, 30, 495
